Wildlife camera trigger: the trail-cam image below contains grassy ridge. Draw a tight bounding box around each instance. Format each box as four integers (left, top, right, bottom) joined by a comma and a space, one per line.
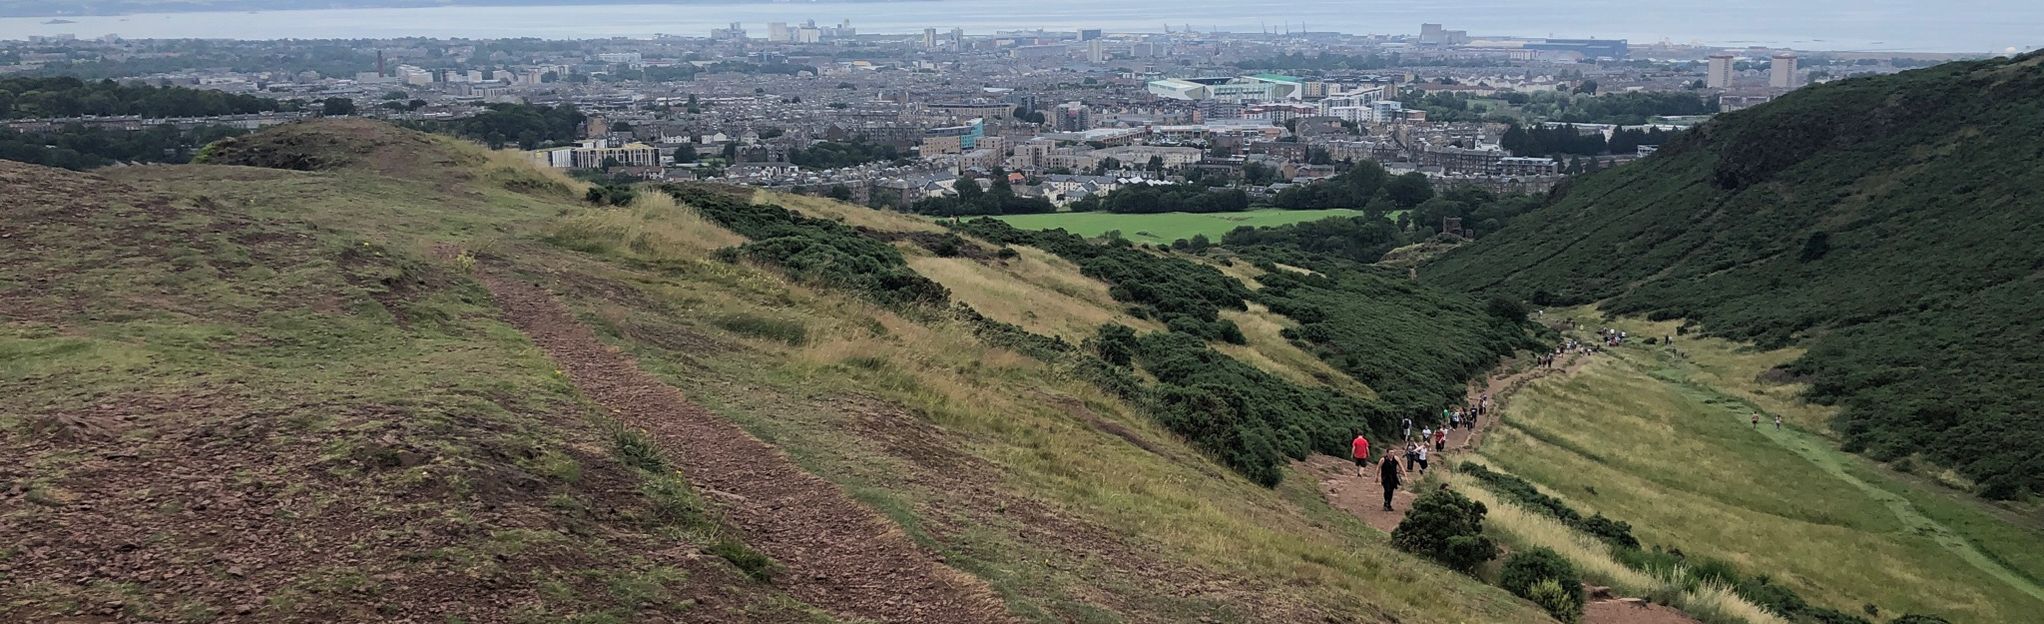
0, 154, 824, 621
3, 119, 1559, 622
1424, 52, 2044, 499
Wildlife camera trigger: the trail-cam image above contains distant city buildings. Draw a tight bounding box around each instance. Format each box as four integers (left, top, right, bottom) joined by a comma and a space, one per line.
1707, 54, 1736, 88
1771, 52, 1799, 88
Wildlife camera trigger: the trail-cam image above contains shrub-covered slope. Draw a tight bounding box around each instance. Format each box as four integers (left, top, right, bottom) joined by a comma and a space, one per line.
4, 119, 1555, 622
1423, 52, 2044, 498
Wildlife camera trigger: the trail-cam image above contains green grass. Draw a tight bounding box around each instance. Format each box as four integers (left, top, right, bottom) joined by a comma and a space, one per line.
0, 127, 831, 621
991, 209, 1363, 245
1475, 310, 2044, 622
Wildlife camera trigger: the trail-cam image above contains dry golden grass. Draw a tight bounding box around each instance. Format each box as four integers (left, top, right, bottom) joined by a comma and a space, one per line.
549, 192, 748, 262
1447, 468, 1659, 592
481, 148, 591, 199
907, 246, 1160, 342
761, 190, 949, 233
1446, 467, 1790, 624
1196, 254, 1269, 290
1215, 304, 1375, 398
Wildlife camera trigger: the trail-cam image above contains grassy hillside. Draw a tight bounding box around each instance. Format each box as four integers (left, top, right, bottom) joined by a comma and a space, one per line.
1469, 309, 2044, 622
2, 120, 1555, 622
0, 130, 819, 622
993, 208, 1364, 245
1424, 52, 2044, 499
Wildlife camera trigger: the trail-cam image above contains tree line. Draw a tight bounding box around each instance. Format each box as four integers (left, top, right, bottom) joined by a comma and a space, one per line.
0, 77, 289, 120
1500, 123, 1681, 157
0, 123, 249, 170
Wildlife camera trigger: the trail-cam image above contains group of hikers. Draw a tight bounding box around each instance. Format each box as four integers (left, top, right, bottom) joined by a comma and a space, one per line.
1353, 332, 1621, 513
1351, 393, 1492, 511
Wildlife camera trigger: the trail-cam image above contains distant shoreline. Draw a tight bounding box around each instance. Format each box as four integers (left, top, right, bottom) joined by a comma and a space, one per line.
0, 0, 933, 20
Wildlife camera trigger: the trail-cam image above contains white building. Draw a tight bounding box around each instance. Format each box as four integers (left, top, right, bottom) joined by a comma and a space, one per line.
1147, 78, 1209, 100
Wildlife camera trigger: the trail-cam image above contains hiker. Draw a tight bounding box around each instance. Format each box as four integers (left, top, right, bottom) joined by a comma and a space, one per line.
1415, 444, 1430, 474
1403, 443, 1417, 472
1420, 426, 1433, 448
1774, 415, 1783, 431
1450, 411, 1461, 430
1379, 452, 1403, 511
1433, 427, 1447, 452
1752, 414, 1760, 430
1351, 432, 1371, 477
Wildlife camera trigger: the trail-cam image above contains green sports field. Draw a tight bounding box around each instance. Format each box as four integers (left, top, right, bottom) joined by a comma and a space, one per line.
990, 209, 1362, 244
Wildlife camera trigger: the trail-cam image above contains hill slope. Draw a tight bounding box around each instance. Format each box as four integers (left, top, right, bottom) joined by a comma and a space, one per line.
3, 120, 1553, 622
1423, 52, 2044, 499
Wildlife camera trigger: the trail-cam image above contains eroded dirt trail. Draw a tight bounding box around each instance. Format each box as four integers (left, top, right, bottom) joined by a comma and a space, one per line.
479, 271, 1015, 624
1309, 351, 1704, 624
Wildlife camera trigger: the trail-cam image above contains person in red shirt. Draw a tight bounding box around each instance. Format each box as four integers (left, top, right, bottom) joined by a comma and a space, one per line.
1351, 433, 1371, 477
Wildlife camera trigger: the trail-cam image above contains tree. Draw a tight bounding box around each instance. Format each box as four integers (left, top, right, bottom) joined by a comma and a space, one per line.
825, 184, 853, 201
1390, 488, 1496, 573
1383, 172, 1436, 208
953, 176, 983, 203
319, 97, 356, 117
673, 143, 697, 163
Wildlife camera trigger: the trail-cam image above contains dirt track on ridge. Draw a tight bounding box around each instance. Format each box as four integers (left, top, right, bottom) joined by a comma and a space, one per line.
478, 270, 1015, 624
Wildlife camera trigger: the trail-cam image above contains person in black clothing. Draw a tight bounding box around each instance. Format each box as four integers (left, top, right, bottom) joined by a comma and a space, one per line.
1379, 453, 1404, 511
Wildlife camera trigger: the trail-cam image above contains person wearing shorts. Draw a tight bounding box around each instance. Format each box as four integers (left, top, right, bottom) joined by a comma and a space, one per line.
1350, 433, 1370, 477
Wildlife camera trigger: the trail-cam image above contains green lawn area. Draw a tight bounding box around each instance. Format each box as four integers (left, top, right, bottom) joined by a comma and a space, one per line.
1475, 309, 2044, 622
990, 209, 1362, 245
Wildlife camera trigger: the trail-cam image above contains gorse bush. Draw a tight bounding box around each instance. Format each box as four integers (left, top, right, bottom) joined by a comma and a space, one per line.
668, 185, 950, 309
1392, 488, 1497, 573
1117, 329, 1387, 486
1426, 52, 2044, 499
1253, 260, 1540, 412
958, 218, 1253, 335
1526, 579, 1581, 624
1501, 548, 1585, 623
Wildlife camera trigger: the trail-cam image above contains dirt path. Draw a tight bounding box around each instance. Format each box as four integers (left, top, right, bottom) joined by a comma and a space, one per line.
1583, 597, 1703, 624
1308, 351, 1705, 624
479, 271, 1015, 624
1311, 352, 1589, 532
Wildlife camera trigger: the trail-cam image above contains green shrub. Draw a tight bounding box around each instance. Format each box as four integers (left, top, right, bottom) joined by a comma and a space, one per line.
1392, 488, 1497, 573
1526, 579, 1581, 624
714, 312, 808, 346
670, 185, 950, 309
1501, 548, 1584, 622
